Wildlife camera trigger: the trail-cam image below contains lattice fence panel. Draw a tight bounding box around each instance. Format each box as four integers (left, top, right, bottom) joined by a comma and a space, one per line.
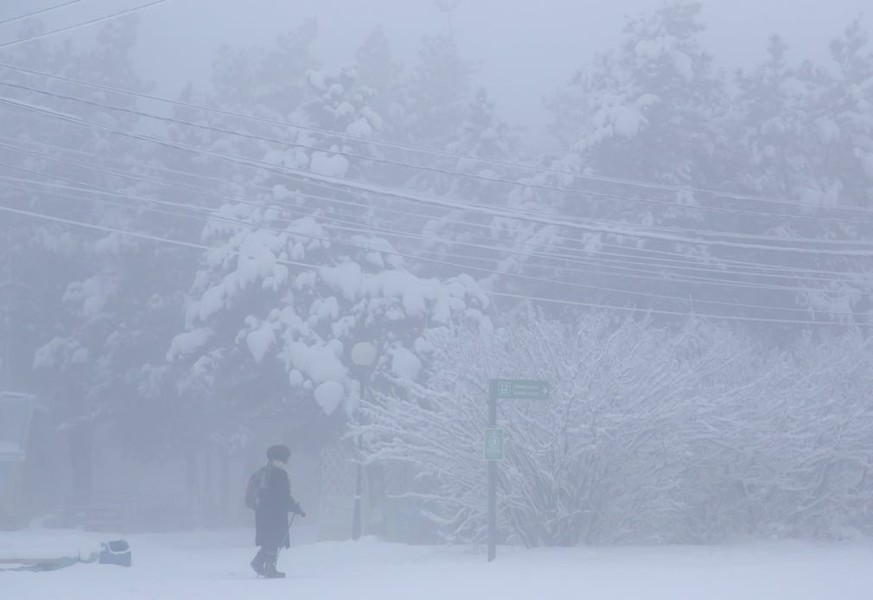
317, 441, 356, 540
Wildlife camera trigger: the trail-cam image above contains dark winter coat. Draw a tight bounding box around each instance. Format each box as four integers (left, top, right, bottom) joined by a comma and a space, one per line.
254, 462, 302, 549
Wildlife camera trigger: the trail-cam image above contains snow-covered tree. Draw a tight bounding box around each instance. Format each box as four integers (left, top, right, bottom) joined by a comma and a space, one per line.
484, 1, 733, 321
0, 16, 200, 495
546, 0, 725, 212
729, 25, 873, 326
171, 200, 490, 425
355, 27, 403, 136
399, 33, 475, 150
361, 313, 873, 545
164, 32, 493, 447
406, 88, 525, 286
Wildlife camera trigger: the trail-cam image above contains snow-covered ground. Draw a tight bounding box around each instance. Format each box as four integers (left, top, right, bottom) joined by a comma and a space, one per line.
3, 528, 873, 599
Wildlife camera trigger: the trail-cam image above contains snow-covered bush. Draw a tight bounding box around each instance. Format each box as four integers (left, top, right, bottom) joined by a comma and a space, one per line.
360, 314, 873, 546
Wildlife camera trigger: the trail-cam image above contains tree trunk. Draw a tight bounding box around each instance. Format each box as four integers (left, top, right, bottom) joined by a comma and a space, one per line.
185, 450, 200, 527
203, 449, 213, 524
219, 448, 230, 522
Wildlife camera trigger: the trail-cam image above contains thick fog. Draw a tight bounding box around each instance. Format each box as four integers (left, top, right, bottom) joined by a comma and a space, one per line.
3, 1, 873, 590
134, 0, 872, 132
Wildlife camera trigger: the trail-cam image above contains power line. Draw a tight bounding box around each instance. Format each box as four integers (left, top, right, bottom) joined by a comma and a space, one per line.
8, 172, 850, 317
0, 145, 864, 338
1, 98, 869, 285
0, 138, 865, 291
3, 92, 872, 259
0, 57, 870, 220
0, 201, 862, 327
0, 0, 167, 50
1, 131, 860, 318
0, 169, 842, 300
1, 146, 866, 319
0, 0, 82, 28
3, 76, 873, 237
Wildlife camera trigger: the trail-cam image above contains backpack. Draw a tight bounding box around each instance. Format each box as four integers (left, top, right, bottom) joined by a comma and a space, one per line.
244, 466, 268, 510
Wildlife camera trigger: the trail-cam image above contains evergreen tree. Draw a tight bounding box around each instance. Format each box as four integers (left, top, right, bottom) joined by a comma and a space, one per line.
510, 1, 731, 318
164, 31, 491, 444
399, 34, 475, 150
731, 26, 873, 325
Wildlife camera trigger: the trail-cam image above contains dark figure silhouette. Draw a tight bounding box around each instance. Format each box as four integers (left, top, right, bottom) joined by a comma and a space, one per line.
248, 444, 305, 578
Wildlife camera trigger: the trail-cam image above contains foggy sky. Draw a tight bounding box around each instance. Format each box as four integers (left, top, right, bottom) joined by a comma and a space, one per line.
131, 0, 872, 131
3, 0, 873, 559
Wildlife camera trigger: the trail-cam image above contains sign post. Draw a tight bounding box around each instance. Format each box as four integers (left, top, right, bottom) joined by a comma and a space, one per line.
486, 379, 549, 562
486, 383, 499, 563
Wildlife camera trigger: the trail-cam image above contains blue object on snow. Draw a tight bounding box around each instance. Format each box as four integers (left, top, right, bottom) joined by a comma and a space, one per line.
99, 540, 131, 567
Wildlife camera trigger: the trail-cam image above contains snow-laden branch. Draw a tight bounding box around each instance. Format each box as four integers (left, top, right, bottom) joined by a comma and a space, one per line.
359, 315, 873, 545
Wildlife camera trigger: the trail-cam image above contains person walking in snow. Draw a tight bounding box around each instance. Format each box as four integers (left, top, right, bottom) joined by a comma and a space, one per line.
247, 444, 305, 578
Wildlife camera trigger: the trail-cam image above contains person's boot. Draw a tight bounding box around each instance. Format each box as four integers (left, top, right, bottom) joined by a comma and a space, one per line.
262, 553, 285, 579
250, 549, 267, 577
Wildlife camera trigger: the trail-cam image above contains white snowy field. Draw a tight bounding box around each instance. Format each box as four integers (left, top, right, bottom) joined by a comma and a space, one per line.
3, 528, 873, 600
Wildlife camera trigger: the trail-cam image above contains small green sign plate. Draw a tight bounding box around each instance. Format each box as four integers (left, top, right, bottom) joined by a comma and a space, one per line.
492, 379, 550, 400
484, 428, 505, 461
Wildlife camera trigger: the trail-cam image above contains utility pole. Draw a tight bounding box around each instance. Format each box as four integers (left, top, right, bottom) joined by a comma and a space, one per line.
487, 381, 497, 562
351, 342, 377, 540
2, 231, 12, 391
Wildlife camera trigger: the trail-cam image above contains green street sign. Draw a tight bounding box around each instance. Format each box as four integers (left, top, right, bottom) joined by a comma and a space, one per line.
491, 379, 550, 400
484, 428, 505, 461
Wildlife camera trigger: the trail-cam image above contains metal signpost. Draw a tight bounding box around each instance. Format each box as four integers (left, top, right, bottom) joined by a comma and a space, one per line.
486, 379, 549, 562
